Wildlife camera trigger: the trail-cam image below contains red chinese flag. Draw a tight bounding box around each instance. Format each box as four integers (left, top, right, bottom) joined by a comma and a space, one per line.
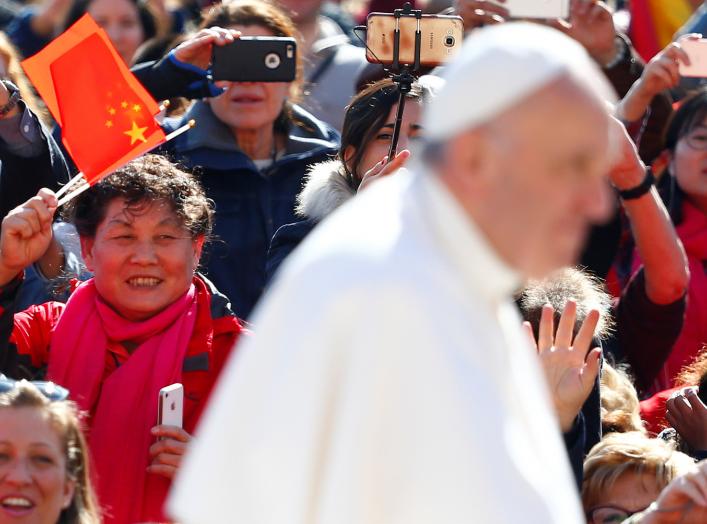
22, 14, 165, 184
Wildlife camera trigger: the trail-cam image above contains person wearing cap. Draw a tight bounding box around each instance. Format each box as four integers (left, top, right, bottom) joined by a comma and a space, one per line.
167, 23, 646, 524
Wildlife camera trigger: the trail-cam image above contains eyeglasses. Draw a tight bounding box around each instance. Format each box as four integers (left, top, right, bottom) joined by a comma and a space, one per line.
587, 505, 645, 524
0, 374, 69, 402
683, 130, 707, 151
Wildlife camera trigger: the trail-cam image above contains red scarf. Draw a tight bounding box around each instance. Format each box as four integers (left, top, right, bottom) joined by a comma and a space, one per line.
47, 279, 199, 524
640, 201, 707, 391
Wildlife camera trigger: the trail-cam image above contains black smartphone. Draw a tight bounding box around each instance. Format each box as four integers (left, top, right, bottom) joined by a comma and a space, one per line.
211, 37, 297, 83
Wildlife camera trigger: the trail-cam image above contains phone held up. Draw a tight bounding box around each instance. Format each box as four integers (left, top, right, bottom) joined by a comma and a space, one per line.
679, 39, 707, 78
158, 383, 184, 429
365, 12, 464, 67
211, 36, 297, 82
504, 0, 569, 19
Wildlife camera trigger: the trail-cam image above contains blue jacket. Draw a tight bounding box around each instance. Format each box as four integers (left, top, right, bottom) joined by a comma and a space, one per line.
161, 101, 339, 318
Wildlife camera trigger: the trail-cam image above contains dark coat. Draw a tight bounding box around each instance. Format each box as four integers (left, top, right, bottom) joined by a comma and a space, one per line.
161, 102, 339, 318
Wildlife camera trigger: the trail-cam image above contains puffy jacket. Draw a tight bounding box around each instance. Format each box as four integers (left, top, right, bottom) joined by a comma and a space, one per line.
161, 102, 339, 318
267, 159, 354, 282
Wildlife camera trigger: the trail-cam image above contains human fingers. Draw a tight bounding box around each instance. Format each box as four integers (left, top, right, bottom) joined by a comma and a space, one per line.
554, 300, 577, 350
572, 308, 599, 357
522, 321, 538, 351
573, 0, 591, 18
686, 388, 707, 416
582, 348, 602, 389
473, 0, 509, 18
587, 2, 611, 24
149, 437, 188, 460
668, 394, 694, 419
23, 195, 56, 232
149, 450, 183, 468
537, 304, 555, 353
146, 463, 177, 479
655, 60, 681, 88
383, 149, 411, 173
151, 424, 191, 442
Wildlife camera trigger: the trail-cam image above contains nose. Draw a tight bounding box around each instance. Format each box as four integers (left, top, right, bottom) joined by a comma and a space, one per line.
129, 239, 159, 265
581, 176, 613, 225
396, 134, 409, 152
105, 23, 122, 45
3, 459, 32, 487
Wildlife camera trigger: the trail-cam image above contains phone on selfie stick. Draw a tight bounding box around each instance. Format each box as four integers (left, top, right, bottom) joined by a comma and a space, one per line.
364, 3, 432, 161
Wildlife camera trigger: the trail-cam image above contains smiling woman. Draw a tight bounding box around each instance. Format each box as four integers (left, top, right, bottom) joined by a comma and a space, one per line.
156, 0, 339, 319
0, 155, 244, 524
0, 380, 99, 524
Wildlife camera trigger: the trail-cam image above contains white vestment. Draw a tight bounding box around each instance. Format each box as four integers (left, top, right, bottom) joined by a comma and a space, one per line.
169, 167, 585, 524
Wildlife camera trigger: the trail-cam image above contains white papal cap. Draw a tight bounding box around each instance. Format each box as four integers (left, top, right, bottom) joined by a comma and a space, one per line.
422, 22, 617, 142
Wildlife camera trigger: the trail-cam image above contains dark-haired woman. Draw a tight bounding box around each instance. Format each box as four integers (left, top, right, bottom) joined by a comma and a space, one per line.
265, 76, 438, 281
144, 0, 339, 319
0, 155, 244, 524
645, 92, 707, 390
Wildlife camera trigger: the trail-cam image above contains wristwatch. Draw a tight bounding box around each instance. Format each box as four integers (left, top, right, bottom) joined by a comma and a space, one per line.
618, 167, 654, 200
0, 80, 21, 118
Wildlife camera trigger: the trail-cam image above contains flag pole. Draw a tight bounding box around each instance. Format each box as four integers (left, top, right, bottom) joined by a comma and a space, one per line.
55, 172, 88, 199
57, 119, 196, 207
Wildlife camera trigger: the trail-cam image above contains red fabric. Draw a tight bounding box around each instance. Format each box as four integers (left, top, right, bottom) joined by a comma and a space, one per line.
48, 279, 197, 523
640, 386, 680, 436
17, 277, 243, 524
22, 14, 165, 185
629, 0, 660, 62
632, 201, 707, 391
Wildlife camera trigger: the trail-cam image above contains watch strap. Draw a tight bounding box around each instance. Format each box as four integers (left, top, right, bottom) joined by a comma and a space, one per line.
618, 167, 654, 200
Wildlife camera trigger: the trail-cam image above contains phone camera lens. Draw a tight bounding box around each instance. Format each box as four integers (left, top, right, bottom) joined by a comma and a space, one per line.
265, 52, 281, 69
444, 36, 455, 47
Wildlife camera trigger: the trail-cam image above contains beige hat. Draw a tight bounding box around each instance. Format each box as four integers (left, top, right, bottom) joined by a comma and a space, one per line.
422, 22, 617, 142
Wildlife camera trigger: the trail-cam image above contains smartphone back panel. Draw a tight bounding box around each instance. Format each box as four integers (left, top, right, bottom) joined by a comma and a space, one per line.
366, 13, 463, 67
212, 37, 297, 82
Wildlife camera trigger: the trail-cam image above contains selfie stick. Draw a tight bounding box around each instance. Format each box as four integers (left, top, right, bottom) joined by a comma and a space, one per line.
388, 2, 422, 161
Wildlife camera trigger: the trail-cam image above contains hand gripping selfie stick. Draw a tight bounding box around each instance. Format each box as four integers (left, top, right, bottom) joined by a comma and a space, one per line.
388, 2, 422, 161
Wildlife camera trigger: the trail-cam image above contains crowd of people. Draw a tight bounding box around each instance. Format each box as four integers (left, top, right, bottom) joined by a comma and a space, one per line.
0, 0, 706, 523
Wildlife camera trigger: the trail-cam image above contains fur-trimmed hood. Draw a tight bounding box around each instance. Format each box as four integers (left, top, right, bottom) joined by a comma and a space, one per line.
296, 159, 355, 221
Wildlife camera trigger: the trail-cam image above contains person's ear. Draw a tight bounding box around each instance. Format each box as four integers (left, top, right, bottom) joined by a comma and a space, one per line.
192, 236, 205, 269
62, 478, 76, 510
343, 145, 356, 166
80, 236, 96, 272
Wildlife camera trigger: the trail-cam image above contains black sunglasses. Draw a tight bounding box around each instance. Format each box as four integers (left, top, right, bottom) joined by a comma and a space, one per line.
0, 374, 70, 402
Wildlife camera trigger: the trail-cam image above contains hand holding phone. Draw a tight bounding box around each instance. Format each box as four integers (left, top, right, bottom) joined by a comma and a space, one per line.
158, 383, 184, 428
211, 37, 297, 82
679, 38, 707, 78
504, 0, 569, 19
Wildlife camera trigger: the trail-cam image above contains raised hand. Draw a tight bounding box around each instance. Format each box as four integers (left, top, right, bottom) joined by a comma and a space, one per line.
0, 189, 57, 286
617, 34, 700, 122
524, 300, 602, 432
172, 26, 241, 71
454, 0, 509, 32
636, 460, 707, 523
607, 114, 646, 190
358, 149, 410, 192
553, 0, 618, 66
147, 425, 192, 480
667, 388, 707, 452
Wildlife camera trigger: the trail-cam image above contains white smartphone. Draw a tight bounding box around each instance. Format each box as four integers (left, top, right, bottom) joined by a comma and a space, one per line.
158, 383, 184, 428
504, 0, 569, 19
679, 39, 707, 78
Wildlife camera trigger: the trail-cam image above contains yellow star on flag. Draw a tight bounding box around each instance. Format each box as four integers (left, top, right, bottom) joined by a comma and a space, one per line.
121, 101, 128, 109
108, 107, 116, 115
123, 121, 148, 145
133, 104, 141, 112
105, 120, 113, 128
